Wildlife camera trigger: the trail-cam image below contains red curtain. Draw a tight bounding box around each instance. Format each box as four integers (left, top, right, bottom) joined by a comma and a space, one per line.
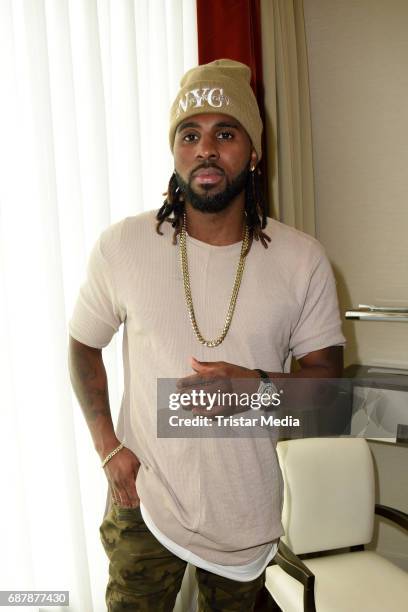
196, 0, 268, 183
196, 0, 265, 121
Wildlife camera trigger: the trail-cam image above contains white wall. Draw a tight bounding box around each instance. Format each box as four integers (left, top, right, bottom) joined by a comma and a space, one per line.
303, 0, 408, 571
304, 0, 408, 369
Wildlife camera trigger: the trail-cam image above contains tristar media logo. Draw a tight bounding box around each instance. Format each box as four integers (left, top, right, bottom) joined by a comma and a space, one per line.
176, 87, 230, 118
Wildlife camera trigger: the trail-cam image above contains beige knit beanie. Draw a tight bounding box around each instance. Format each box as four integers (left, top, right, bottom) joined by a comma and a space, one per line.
169, 59, 263, 159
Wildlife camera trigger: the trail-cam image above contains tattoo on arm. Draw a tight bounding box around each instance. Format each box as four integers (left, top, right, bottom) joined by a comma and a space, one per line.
68, 338, 112, 425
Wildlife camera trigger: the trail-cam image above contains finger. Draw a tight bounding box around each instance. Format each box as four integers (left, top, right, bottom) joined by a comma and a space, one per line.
176, 373, 203, 389
124, 478, 140, 507
176, 374, 220, 390
192, 359, 230, 379
127, 490, 140, 508
191, 357, 219, 372
110, 484, 122, 505
120, 490, 140, 508
192, 402, 238, 418
192, 405, 224, 417
177, 385, 227, 412
191, 407, 211, 416
116, 476, 140, 507
192, 404, 224, 414
114, 487, 132, 507
109, 485, 118, 504
108, 474, 130, 506
186, 379, 232, 400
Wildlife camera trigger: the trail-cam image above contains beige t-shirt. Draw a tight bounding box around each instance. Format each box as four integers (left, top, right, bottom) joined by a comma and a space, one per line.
69, 210, 345, 566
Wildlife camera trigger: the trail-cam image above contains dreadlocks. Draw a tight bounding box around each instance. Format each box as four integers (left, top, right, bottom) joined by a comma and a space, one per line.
156, 169, 271, 255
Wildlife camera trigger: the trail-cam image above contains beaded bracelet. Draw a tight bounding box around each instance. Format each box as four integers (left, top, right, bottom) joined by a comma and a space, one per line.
101, 442, 124, 468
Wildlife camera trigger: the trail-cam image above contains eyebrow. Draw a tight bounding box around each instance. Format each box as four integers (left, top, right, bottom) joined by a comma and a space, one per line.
176, 120, 240, 132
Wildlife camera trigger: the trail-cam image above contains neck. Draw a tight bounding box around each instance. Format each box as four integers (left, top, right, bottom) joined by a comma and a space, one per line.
184, 196, 246, 246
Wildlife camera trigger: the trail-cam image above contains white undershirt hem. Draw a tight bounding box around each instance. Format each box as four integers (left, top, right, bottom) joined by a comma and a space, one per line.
140, 502, 278, 582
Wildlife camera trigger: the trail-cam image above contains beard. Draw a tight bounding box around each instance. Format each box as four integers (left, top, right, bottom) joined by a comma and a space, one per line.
175, 163, 249, 213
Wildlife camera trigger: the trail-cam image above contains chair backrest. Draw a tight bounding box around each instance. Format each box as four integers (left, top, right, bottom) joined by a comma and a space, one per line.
277, 438, 375, 555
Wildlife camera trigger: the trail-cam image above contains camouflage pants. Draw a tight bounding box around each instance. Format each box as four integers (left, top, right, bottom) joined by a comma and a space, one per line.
100, 502, 265, 611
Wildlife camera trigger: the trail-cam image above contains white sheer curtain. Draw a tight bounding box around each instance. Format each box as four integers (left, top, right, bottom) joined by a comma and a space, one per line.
0, 1, 197, 611
261, 0, 316, 235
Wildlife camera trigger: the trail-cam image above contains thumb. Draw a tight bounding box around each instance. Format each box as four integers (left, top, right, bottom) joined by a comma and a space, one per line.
191, 356, 213, 372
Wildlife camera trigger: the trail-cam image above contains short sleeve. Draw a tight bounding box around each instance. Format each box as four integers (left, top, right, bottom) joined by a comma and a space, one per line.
289, 247, 346, 359
69, 236, 125, 348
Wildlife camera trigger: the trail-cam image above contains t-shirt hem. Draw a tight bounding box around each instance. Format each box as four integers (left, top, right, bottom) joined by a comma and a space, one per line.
292, 334, 346, 361
68, 325, 111, 349
140, 502, 279, 582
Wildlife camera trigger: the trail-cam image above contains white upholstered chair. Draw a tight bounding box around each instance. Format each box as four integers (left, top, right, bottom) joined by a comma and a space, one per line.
265, 438, 408, 612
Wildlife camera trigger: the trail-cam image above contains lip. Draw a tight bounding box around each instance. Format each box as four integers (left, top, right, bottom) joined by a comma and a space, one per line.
192, 168, 224, 186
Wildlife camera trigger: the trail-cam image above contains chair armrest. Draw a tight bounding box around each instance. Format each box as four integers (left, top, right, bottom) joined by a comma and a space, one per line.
274, 540, 316, 612
375, 504, 408, 531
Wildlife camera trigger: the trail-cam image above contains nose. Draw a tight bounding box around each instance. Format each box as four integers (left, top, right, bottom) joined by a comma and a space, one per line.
196, 133, 220, 161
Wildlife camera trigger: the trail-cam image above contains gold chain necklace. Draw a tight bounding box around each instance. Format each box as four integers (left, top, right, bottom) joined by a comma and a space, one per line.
179, 212, 249, 348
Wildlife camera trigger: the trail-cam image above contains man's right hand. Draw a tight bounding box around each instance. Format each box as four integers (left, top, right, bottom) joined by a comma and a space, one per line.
103, 446, 141, 508
68, 337, 141, 509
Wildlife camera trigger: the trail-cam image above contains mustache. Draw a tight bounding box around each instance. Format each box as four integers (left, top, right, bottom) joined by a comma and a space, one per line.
190, 162, 225, 178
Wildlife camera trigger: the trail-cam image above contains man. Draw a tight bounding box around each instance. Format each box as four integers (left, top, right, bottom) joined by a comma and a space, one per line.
68, 59, 345, 611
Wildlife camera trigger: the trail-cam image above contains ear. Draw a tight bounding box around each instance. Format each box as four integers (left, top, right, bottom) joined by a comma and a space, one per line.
250, 149, 258, 172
